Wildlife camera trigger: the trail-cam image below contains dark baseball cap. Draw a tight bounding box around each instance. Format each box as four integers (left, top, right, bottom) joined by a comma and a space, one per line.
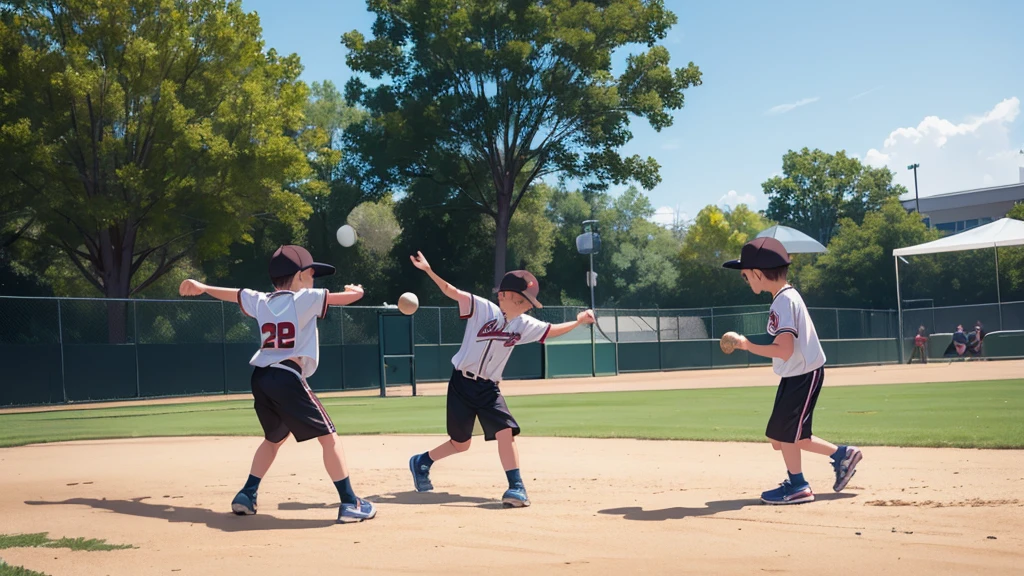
496, 270, 543, 309
722, 237, 791, 270
268, 245, 336, 279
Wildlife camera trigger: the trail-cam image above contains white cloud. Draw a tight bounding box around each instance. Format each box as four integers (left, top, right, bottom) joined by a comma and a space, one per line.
661, 139, 680, 151
850, 86, 883, 101
766, 97, 819, 116
718, 190, 758, 208
651, 205, 688, 227
863, 97, 1023, 195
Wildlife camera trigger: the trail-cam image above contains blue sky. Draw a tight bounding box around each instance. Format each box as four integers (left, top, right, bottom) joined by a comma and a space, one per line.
241, 0, 1024, 224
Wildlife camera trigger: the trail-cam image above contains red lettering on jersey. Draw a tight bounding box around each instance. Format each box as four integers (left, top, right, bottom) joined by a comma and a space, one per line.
768, 311, 780, 334
261, 322, 297, 349
477, 319, 522, 347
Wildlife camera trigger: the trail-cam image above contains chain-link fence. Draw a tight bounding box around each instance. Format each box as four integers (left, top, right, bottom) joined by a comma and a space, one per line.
0, 295, 910, 407
901, 300, 1024, 337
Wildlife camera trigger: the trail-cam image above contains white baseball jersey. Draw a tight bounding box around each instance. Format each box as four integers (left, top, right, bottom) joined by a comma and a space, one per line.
451, 295, 551, 382
238, 288, 329, 378
767, 285, 826, 378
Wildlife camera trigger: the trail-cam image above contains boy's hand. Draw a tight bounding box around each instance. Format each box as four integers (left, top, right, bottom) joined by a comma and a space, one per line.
410, 251, 431, 272
735, 334, 750, 351
577, 309, 596, 325
344, 284, 364, 294
179, 279, 206, 297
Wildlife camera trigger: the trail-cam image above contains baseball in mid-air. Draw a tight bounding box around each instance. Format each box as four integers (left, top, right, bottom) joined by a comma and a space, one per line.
398, 292, 419, 315
336, 225, 357, 247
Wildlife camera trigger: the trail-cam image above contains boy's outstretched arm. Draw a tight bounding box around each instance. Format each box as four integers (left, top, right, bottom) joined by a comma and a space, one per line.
326, 284, 364, 306
546, 310, 596, 339
409, 251, 471, 308
179, 279, 238, 302
738, 332, 795, 361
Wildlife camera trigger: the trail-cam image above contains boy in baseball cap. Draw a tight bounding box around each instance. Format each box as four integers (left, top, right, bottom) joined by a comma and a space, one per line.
179, 245, 376, 523
723, 237, 863, 504
406, 251, 595, 507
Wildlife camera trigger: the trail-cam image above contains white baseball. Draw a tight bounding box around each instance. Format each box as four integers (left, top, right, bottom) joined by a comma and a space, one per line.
397, 292, 419, 315
336, 225, 357, 247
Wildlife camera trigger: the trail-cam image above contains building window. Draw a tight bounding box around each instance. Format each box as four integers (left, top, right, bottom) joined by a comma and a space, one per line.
936, 222, 956, 234
981, 217, 993, 224
922, 217, 931, 228
965, 219, 979, 229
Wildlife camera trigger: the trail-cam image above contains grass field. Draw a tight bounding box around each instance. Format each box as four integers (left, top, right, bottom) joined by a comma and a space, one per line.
1, 379, 1021, 449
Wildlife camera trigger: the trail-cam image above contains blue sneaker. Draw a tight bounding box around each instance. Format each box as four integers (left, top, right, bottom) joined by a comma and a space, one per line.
338, 498, 377, 523
409, 454, 433, 492
832, 446, 863, 492
760, 479, 814, 505
502, 485, 531, 508
231, 491, 257, 515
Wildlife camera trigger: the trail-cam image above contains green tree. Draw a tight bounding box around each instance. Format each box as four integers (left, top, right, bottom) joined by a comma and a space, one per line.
596, 187, 680, 306
763, 148, 907, 245
0, 0, 311, 340
541, 186, 682, 307
801, 198, 938, 309
342, 0, 702, 288
675, 204, 772, 307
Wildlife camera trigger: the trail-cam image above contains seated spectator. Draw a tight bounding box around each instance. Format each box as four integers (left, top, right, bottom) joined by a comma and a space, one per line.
951, 325, 968, 357
967, 325, 983, 357
909, 326, 928, 364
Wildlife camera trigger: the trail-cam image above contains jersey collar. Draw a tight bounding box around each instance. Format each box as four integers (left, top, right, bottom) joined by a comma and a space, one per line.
772, 284, 794, 302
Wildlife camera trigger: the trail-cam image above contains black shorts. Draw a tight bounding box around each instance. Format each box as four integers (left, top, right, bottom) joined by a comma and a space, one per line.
765, 367, 825, 443
446, 370, 520, 443
251, 360, 336, 443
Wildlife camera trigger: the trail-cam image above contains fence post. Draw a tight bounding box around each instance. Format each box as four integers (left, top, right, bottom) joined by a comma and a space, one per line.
710, 308, 715, 339
340, 309, 346, 390
57, 299, 67, 404
133, 300, 141, 398
836, 308, 841, 340
221, 302, 228, 395
656, 307, 663, 371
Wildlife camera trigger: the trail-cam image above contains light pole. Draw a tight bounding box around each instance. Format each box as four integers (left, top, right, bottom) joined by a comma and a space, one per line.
907, 163, 921, 214
576, 220, 601, 377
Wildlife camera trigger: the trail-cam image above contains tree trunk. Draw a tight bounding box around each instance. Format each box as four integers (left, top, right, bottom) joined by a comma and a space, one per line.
493, 200, 511, 291
105, 298, 129, 345
99, 225, 136, 344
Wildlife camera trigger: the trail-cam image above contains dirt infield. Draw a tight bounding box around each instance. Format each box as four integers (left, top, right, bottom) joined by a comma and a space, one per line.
1, 436, 1022, 575
4, 359, 1022, 414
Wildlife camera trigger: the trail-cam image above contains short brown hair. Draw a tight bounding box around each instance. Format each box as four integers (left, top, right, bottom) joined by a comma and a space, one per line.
272, 273, 297, 290
759, 266, 789, 282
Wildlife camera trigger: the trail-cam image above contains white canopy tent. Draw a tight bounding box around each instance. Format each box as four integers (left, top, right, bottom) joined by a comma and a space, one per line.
892, 218, 1024, 360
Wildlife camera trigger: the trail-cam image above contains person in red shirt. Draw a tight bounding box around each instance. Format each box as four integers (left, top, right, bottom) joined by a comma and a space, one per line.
909, 326, 928, 364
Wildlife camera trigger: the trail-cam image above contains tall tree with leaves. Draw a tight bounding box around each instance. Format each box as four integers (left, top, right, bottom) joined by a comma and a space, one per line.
675, 203, 772, 307
342, 0, 702, 287
800, 198, 939, 309
0, 0, 311, 339
763, 148, 907, 245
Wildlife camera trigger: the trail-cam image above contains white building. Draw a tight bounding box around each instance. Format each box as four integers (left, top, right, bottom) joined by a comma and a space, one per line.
901, 168, 1024, 234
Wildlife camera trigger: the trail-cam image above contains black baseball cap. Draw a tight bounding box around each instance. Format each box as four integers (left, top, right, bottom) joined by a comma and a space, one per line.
268, 245, 336, 279
722, 237, 791, 270
496, 270, 543, 309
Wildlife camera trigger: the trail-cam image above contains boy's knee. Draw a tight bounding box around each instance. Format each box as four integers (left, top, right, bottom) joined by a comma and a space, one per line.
266, 437, 288, 450
316, 433, 338, 448
450, 438, 471, 452
769, 440, 782, 451
495, 428, 514, 442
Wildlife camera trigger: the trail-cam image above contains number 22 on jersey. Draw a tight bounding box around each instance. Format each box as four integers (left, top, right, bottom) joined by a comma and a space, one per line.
261, 322, 296, 349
